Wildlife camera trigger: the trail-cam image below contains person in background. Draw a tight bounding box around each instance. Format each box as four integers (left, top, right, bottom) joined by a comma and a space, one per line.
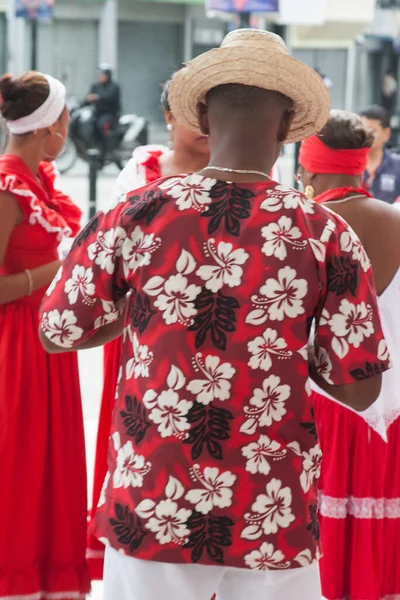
87, 76, 210, 580
361, 105, 400, 204
86, 64, 121, 163
39, 30, 389, 600
0, 71, 89, 599
299, 109, 400, 600
382, 69, 397, 116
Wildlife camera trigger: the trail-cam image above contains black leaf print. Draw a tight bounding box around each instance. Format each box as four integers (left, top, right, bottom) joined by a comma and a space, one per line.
350, 361, 387, 382
73, 216, 99, 248
184, 511, 233, 564
123, 189, 170, 225
184, 404, 233, 460
300, 408, 318, 441
130, 291, 157, 335
327, 256, 358, 297
110, 503, 148, 553
120, 395, 152, 444
307, 504, 320, 543
188, 288, 240, 351
201, 182, 254, 237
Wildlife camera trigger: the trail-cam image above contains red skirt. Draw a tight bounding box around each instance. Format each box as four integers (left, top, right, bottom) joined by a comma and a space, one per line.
87, 337, 122, 580
0, 301, 90, 599
314, 392, 400, 600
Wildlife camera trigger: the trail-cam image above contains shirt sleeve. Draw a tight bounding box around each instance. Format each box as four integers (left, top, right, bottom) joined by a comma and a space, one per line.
313, 218, 391, 386
39, 206, 130, 349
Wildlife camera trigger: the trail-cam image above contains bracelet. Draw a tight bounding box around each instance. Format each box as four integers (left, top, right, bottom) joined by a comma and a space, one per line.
25, 269, 33, 297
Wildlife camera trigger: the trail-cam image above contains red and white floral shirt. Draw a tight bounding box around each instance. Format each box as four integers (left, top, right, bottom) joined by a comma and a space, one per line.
40, 177, 390, 571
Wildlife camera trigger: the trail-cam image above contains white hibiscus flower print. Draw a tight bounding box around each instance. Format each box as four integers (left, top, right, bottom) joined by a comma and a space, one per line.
136, 476, 191, 545
146, 500, 192, 545
242, 435, 287, 475
315, 346, 333, 384
121, 225, 162, 277
244, 542, 290, 570
154, 274, 201, 325
113, 440, 151, 489
186, 353, 236, 405
196, 239, 249, 292
148, 389, 193, 439
46, 265, 63, 296
159, 174, 216, 212
87, 227, 127, 275
94, 299, 122, 329
144, 250, 201, 326
241, 478, 295, 540
143, 366, 192, 439
64, 265, 96, 305
247, 328, 292, 372
299, 446, 322, 493
340, 228, 371, 272
246, 267, 308, 325
287, 442, 322, 493
329, 299, 374, 358
240, 375, 291, 436
185, 465, 236, 515
260, 185, 315, 215
40, 309, 84, 348
378, 339, 392, 368
261, 216, 306, 261
126, 329, 154, 379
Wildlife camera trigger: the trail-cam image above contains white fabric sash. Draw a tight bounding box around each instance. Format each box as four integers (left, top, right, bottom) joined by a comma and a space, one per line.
7, 74, 66, 135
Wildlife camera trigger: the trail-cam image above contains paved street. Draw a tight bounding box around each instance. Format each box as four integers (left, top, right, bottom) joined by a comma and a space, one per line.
58, 150, 295, 599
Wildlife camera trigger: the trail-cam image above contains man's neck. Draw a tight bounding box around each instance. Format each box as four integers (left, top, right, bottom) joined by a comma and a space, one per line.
367, 146, 385, 172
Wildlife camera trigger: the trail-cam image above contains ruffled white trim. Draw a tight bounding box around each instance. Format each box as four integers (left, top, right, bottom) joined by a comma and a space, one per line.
4, 186, 72, 242
319, 493, 400, 519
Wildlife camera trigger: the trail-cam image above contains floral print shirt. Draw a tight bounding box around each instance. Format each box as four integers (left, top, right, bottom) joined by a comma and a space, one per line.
40, 176, 390, 571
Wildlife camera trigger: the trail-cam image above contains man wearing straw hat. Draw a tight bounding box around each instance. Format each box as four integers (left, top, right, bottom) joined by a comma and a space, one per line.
39, 29, 390, 600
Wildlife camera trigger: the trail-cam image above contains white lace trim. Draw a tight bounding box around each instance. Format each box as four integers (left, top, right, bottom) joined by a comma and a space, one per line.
319, 493, 400, 519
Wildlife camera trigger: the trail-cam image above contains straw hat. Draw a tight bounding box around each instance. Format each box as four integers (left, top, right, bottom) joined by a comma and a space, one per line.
169, 29, 331, 144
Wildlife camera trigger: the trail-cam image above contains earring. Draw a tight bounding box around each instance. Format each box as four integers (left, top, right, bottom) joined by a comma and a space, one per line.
304, 185, 315, 199
167, 124, 172, 132
41, 132, 66, 161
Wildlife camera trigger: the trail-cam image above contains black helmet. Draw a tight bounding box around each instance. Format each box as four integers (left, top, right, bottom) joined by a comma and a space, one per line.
99, 63, 112, 80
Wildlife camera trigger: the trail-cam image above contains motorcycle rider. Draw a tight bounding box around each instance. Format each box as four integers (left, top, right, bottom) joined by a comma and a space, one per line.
86, 64, 121, 163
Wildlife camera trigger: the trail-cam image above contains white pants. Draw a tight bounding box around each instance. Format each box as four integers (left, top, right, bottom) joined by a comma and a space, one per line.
104, 546, 321, 600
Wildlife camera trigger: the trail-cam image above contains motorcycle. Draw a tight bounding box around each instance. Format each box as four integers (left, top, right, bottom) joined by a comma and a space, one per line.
56, 100, 149, 174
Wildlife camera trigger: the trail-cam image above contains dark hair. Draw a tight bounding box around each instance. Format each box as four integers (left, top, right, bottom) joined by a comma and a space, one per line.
360, 104, 390, 129
318, 109, 374, 150
0, 71, 49, 122
160, 79, 172, 113
206, 84, 293, 112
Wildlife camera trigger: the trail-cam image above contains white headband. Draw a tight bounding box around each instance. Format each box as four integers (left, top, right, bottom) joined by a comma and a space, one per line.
7, 74, 66, 135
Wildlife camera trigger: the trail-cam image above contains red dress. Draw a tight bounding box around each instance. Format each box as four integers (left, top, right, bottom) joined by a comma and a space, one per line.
313, 188, 400, 600
87, 146, 165, 579
0, 156, 90, 599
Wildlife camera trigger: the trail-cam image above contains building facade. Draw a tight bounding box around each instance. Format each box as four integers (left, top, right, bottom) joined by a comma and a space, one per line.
0, 0, 378, 125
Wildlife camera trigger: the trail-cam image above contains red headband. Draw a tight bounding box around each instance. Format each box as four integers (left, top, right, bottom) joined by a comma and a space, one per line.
299, 135, 369, 176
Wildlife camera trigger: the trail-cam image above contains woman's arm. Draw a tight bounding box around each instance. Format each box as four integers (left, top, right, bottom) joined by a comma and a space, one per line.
0, 191, 62, 304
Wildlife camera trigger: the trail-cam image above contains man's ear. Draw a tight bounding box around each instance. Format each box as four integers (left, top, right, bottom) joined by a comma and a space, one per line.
384, 127, 392, 144
277, 109, 295, 143
197, 102, 210, 136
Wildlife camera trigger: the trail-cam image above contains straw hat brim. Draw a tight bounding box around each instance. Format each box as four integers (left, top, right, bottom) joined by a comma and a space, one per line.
169, 47, 331, 144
